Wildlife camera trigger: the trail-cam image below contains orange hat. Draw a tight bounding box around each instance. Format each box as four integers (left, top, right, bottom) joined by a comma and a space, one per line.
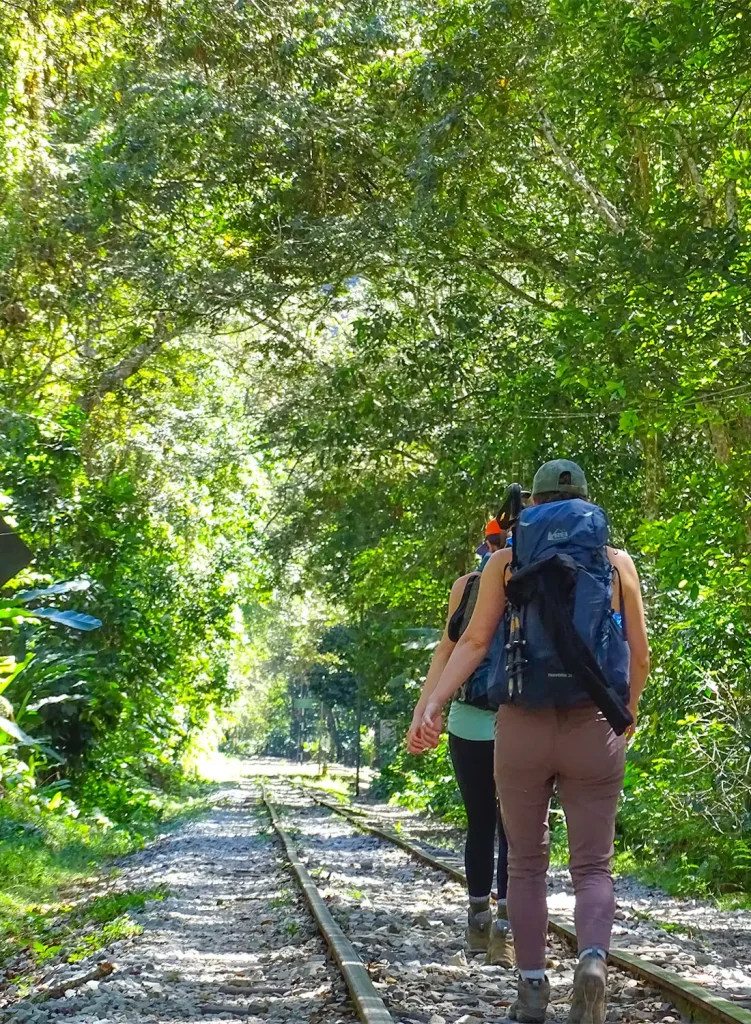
485, 518, 502, 538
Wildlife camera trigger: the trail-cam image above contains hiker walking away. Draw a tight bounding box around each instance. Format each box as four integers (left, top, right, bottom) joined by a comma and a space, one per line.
419, 460, 650, 1024
406, 517, 512, 968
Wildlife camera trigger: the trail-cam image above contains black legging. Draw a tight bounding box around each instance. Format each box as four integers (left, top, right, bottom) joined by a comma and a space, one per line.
448, 732, 509, 899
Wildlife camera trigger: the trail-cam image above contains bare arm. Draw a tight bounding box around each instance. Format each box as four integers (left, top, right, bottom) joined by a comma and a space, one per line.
413, 575, 469, 716
609, 548, 650, 725
405, 574, 469, 753
420, 548, 511, 742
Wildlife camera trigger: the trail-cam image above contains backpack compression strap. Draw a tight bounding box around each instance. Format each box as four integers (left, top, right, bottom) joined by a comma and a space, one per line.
506, 554, 634, 736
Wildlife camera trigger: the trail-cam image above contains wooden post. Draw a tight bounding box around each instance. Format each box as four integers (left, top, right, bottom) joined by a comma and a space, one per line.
355, 604, 365, 797
354, 686, 362, 797
318, 703, 324, 776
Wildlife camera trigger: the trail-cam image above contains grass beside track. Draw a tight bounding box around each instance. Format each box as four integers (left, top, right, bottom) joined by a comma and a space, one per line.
0, 767, 228, 985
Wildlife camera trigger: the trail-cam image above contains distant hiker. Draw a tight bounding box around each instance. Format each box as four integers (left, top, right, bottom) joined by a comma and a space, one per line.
477, 516, 504, 569
418, 460, 650, 1024
406, 517, 513, 968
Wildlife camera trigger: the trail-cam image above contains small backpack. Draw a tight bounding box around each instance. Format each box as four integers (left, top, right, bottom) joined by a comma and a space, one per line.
447, 573, 480, 643
447, 571, 498, 710
447, 483, 526, 711
486, 499, 632, 734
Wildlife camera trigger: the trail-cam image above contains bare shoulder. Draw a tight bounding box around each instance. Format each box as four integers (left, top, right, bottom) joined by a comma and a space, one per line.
477, 547, 513, 589
451, 571, 477, 595
488, 547, 513, 571
606, 546, 640, 584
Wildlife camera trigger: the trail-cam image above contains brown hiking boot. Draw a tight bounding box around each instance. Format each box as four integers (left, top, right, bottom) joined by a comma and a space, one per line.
464, 906, 491, 952
509, 976, 550, 1023
485, 917, 515, 968
567, 954, 607, 1024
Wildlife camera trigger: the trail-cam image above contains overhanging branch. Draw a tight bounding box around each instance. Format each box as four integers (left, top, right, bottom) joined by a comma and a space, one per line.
652, 81, 714, 228
538, 111, 629, 236
77, 316, 174, 414
473, 260, 561, 311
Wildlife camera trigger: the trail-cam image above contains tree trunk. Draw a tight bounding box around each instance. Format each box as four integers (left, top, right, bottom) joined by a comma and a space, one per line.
354, 686, 362, 797
325, 707, 343, 763
538, 111, 628, 235
641, 431, 661, 518
77, 316, 173, 413
706, 415, 751, 548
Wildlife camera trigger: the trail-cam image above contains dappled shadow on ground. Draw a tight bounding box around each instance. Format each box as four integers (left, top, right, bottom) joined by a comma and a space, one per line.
2, 785, 358, 1024
275, 763, 751, 1011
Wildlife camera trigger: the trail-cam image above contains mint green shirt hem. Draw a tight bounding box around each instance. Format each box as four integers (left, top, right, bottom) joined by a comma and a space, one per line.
447, 701, 496, 742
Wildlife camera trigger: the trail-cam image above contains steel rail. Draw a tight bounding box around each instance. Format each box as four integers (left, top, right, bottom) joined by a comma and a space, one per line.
295, 783, 751, 1024
260, 785, 394, 1024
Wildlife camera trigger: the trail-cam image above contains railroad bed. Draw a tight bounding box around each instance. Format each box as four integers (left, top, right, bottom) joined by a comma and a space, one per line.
2, 785, 362, 1024
282, 777, 751, 1014
4, 768, 750, 1024
261, 776, 751, 1024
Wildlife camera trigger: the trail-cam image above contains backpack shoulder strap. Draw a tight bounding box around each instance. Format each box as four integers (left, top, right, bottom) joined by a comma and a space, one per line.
447, 573, 480, 642
612, 563, 628, 641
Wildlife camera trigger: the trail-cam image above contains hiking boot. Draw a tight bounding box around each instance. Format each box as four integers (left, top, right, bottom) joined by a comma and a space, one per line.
567, 954, 607, 1024
465, 906, 492, 952
485, 917, 515, 968
509, 976, 550, 1023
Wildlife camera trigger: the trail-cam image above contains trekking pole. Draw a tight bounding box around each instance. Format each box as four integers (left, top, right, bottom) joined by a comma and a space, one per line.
515, 606, 527, 695
506, 610, 520, 698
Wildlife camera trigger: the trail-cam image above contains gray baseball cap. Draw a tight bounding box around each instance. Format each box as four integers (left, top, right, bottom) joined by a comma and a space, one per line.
531, 459, 588, 498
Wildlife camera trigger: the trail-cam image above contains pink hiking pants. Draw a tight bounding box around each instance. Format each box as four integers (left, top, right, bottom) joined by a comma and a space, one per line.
495, 704, 626, 970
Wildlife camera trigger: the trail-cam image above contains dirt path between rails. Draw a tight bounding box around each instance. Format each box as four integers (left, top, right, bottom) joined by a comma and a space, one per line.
266, 777, 682, 1024
301, 764, 751, 1013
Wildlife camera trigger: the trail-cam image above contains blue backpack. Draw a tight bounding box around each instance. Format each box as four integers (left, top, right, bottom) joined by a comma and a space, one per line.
486, 499, 633, 734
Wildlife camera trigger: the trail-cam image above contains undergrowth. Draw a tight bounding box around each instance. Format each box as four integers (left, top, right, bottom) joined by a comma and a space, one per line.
370, 736, 468, 826
0, 766, 220, 972
6, 887, 169, 971
371, 741, 747, 903
288, 773, 351, 801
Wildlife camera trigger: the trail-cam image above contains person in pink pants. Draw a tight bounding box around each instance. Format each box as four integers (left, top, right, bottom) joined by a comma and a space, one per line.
418, 460, 650, 1024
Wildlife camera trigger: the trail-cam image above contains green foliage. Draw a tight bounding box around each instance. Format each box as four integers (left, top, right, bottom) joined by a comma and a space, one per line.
0, 771, 200, 965
19, 887, 167, 968
2, 0, 751, 903
3, 885, 167, 968
614, 497, 751, 894
0, 352, 260, 831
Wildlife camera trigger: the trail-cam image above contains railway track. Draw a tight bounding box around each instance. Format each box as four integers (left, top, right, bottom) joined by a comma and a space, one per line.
261, 776, 751, 1024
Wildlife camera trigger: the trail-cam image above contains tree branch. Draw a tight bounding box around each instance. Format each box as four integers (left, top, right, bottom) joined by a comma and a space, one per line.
652, 81, 714, 227
537, 111, 628, 235
475, 261, 561, 311
77, 316, 174, 414
726, 179, 739, 231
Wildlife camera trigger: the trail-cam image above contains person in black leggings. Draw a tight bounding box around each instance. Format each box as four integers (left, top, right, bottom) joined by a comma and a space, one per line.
449, 732, 508, 905
407, 519, 513, 966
